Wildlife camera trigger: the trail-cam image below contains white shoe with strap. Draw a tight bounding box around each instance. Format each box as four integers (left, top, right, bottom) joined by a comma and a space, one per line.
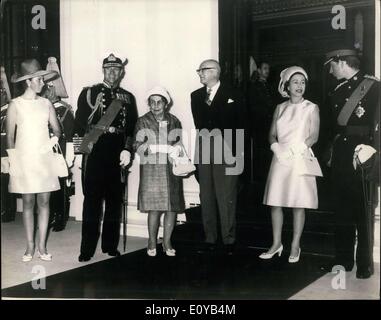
288, 248, 301, 263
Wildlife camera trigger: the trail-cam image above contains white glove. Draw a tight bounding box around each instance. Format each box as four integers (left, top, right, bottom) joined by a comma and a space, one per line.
1, 157, 10, 174
65, 142, 75, 168
290, 142, 308, 155
49, 136, 59, 147
40, 136, 59, 154
149, 144, 172, 154
271, 142, 293, 165
120, 150, 131, 167
353, 144, 377, 169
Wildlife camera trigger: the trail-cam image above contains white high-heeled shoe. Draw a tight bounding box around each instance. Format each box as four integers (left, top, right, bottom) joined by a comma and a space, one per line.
22, 254, 33, 262
147, 248, 157, 257
37, 250, 52, 261
259, 244, 283, 259
162, 244, 176, 257
288, 248, 301, 263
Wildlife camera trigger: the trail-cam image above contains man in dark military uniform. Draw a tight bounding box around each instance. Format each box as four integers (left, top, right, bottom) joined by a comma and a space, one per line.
323, 49, 380, 279
1, 65, 16, 223
74, 54, 138, 262
42, 57, 75, 232
248, 62, 275, 183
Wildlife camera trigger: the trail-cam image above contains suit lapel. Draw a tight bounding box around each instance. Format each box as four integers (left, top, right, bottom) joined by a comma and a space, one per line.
210, 83, 226, 108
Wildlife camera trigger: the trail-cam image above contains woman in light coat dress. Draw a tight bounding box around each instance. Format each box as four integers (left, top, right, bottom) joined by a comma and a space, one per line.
134, 86, 185, 257
260, 66, 320, 263
6, 59, 62, 262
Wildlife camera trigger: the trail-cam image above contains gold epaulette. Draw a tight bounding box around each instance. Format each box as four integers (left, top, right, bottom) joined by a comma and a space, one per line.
364, 74, 380, 82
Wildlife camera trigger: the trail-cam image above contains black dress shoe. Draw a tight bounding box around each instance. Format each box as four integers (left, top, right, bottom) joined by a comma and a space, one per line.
78, 254, 91, 262
52, 223, 66, 232
106, 250, 121, 257
356, 268, 372, 279
197, 244, 216, 254
224, 244, 235, 255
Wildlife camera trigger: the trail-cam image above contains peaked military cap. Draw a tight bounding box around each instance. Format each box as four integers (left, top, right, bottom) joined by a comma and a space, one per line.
102, 53, 128, 68
324, 48, 359, 66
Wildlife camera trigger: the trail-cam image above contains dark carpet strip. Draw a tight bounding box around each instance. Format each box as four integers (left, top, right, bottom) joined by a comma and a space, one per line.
2, 241, 330, 299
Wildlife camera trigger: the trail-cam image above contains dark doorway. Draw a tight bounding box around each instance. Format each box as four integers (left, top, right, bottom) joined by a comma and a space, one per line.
0, 0, 60, 97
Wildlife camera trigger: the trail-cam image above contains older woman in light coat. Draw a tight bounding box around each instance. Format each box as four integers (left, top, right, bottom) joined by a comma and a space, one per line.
134, 86, 185, 257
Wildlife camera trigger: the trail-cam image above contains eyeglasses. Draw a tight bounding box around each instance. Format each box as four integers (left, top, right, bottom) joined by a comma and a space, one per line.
149, 99, 166, 107
196, 67, 216, 73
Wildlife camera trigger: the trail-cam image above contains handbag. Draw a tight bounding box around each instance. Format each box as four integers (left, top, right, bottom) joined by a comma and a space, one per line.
172, 146, 196, 177
295, 148, 323, 177
52, 143, 69, 178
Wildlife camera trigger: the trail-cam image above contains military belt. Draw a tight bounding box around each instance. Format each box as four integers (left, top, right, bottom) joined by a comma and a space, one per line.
90, 124, 124, 134
339, 126, 370, 136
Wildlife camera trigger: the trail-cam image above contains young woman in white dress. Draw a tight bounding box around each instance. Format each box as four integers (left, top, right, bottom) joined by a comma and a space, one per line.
6, 59, 62, 262
260, 66, 320, 263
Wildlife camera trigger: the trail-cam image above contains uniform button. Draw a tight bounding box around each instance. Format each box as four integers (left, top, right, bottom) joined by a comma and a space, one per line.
345, 98, 349, 101
344, 138, 347, 141
348, 86, 351, 89
334, 104, 338, 108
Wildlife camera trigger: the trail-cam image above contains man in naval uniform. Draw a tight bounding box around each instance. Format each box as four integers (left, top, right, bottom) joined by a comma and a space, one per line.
323, 49, 380, 279
74, 54, 138, 262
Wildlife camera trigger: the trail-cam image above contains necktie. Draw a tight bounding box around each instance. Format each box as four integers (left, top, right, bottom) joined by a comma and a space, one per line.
205, 88, 212, 106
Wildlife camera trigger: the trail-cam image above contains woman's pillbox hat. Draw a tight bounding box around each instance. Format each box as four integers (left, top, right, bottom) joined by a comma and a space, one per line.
146, 86, 171, 105
278, 66, 308, 98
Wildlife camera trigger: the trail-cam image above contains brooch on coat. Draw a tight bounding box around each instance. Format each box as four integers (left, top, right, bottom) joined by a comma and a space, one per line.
355, 106, 365, 118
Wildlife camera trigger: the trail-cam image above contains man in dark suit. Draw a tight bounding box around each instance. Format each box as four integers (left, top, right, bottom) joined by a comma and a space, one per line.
191, 59, 246, 254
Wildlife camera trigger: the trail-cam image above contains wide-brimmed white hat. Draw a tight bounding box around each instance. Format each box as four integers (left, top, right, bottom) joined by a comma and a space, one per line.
278, 66, 308, 98
11, 59, 59, 83
146, 86, 171, 105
